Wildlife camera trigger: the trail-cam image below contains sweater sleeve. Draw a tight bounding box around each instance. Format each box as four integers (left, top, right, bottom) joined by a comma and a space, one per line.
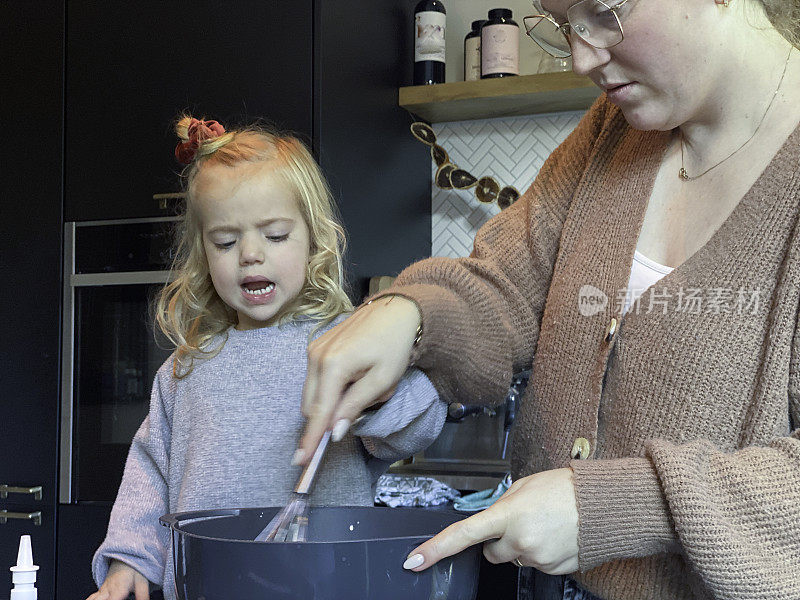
571, 308, 800, 600
572, 435, 800, 595
351, 367, 446, 461
91, 365, 174, 587
570, 311, 800, 597
369, 97, 615, 405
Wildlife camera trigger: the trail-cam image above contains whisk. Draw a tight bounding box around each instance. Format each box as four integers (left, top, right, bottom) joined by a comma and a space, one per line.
254, 430, 332, 542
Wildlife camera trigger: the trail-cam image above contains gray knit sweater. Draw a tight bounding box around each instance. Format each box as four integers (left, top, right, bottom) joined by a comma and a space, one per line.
373, 97, 800, 599
92, 316, 445, 598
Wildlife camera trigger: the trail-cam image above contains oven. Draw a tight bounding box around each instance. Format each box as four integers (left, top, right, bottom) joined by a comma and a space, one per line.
60, 218, 178, 504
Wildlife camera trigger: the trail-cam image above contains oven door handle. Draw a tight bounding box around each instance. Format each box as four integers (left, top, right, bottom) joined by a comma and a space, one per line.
70, 271, 173, 286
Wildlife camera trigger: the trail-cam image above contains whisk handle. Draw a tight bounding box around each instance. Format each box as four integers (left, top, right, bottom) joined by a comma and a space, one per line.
295, 430, 332, 494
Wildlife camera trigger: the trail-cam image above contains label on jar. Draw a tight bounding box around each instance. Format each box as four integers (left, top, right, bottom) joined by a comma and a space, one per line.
415, 11, 446, 63
481, 23, 519, 75
464, 36, 481, 81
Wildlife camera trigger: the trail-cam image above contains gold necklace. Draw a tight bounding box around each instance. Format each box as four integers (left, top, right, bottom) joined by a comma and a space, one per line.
679, 46, 793, 181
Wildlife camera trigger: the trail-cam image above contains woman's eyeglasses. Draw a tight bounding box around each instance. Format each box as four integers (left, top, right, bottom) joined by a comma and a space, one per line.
410, 122, 521, 210
523, 0, 633, 58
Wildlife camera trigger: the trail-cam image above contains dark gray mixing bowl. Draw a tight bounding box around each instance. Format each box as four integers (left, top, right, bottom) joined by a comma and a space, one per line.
160, 506, 481, 600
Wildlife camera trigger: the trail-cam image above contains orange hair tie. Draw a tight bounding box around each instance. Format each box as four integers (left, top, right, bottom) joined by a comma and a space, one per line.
175, 118, 226, 164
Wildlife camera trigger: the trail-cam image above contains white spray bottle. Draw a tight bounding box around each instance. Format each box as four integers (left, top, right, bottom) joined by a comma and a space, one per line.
10, 535, 38, 600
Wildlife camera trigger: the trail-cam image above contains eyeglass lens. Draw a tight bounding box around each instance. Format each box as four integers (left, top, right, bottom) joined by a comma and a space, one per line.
524, 16, 571, 58
525, 0, 624, 57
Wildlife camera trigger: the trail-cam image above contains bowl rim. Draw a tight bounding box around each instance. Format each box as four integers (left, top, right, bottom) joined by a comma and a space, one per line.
159, 505, 473, 546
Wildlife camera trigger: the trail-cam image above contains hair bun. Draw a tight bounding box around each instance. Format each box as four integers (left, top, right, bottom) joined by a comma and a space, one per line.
175, 118, 226, 165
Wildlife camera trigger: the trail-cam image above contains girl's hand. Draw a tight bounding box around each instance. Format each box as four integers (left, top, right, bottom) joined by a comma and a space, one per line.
402, 468, 579, 575
297, 295, 421, 464
86, 559, 150, 600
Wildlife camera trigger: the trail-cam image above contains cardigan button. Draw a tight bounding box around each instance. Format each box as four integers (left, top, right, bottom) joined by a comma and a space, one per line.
604, 317, 618, 343
571, 437, 591, 460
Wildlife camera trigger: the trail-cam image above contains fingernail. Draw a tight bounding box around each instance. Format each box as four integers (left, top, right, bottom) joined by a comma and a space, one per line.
331, 418, 351, 442
403, 553, 425, 570
291, 449, 305, 466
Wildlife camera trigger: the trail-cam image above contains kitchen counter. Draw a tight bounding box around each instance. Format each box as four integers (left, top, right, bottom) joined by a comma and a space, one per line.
388, 461, 509, 493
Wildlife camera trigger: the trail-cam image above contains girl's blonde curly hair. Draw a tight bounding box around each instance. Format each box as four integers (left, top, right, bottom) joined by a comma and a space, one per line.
156, 116, 353, 378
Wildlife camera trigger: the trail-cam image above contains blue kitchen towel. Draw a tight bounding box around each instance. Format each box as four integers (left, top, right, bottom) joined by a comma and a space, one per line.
453, 473, 512, 512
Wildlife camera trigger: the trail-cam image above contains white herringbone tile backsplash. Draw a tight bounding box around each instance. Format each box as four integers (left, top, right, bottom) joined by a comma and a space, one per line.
432, 111, 585, 258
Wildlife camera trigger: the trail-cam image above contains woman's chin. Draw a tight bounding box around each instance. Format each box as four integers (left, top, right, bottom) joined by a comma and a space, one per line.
618, 105, 674, 133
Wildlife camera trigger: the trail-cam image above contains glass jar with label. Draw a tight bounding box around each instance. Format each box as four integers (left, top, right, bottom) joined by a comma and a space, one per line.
414, 0, 447, 85
481, 8, 519, 78
464, 20, 486, 81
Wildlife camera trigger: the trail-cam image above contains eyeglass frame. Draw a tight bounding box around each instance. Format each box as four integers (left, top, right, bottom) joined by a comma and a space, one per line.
523, 0, 634, 58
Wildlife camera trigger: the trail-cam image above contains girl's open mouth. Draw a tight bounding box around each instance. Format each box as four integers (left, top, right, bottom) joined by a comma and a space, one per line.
242, 281, 275, 295
241, 280, 276, 303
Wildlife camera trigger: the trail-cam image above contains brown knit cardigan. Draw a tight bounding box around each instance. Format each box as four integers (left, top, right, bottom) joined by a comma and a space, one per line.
377, 97, 800, 600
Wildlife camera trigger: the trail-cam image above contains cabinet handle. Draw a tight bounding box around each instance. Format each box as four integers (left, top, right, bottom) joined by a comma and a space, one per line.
0, 510, 42, 526
152, 192, 187, 210
0, 485, 42, 501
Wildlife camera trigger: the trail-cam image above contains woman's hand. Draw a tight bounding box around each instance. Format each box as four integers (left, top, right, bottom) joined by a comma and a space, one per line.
403, 468, 579, 575
296, 295, 422, 464
86, 559, 150, 600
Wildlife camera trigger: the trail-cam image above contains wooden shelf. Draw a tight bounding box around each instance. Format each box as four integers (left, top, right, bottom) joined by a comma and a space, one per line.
398, 71, 601, 123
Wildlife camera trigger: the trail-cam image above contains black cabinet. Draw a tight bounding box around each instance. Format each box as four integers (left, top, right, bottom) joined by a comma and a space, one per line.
3, 2, 431, 598
56, 504, 113, 600
314, 1, 431, 299
0, 2, 63, 599
65, 1, 313, 221
65, 0, 430, 291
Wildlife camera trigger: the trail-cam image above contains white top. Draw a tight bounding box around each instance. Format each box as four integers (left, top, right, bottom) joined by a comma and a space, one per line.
622, 250, 674, 315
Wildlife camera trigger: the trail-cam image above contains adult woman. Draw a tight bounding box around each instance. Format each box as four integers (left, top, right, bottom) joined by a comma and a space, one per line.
297, 1, 800, 598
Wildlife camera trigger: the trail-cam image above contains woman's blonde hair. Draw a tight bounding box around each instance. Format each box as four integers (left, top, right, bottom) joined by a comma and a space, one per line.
156, 116, 353, 378
756, 0, 800, 47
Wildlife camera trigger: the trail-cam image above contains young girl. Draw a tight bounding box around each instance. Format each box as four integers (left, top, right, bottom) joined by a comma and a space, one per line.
87, 117, 445, 600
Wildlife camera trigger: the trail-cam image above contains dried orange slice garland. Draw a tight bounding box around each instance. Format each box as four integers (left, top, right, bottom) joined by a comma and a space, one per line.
410, 122, 520, 210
